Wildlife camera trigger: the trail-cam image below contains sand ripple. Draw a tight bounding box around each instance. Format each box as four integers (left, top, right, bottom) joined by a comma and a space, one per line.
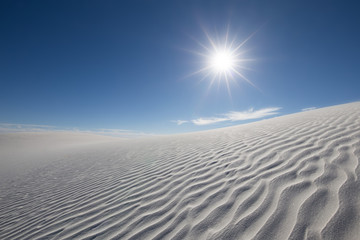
1, 102, 360, 239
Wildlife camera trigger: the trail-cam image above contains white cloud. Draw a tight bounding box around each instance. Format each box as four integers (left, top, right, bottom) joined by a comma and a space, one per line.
191, 107, 281, 126
225, 107, 281, 121
302, 107, 317, 112
0, 123, 58, 132
0, 123, 153, 138
191, 117, 227, 126
172, 120, 189, 125
96, 128, 132, 132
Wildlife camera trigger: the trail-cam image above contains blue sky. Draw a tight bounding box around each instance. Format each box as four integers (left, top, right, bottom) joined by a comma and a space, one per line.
1, 0, 359, 135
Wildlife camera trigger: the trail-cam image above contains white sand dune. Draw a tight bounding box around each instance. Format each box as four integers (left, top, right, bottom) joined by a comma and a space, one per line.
1, 102, 360, 240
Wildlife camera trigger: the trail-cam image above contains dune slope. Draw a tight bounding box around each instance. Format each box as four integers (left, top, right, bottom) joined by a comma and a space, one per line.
1, 102, 360, 240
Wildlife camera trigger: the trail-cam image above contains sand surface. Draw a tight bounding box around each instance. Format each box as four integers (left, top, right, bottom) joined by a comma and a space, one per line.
1, 102, 360, 239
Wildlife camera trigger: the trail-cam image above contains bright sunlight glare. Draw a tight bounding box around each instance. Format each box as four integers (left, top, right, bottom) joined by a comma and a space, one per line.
210, 50, 235, 72
188, 26, 258, 96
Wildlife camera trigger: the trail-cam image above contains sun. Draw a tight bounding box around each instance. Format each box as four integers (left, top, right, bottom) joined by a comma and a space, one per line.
209, 49, 235, 73
188, 27, 257, 95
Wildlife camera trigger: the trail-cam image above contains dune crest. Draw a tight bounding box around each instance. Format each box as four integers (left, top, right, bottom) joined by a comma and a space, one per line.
1, 102, 360, 240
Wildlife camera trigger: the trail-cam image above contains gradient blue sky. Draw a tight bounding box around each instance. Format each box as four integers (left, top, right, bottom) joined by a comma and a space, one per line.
1, 0, 359, 135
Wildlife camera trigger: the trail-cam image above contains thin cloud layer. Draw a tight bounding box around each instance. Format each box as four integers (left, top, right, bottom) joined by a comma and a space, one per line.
0, 123, 152, 138
172, 120, 189, 125
302, 107, 317, 112
191, 107, 281, 126
191, 117, 227, 126
225, 107, 281, 121
0, 123, 58, 132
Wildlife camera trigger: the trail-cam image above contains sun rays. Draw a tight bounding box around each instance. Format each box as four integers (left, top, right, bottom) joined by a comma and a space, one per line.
188, 26, 258, 96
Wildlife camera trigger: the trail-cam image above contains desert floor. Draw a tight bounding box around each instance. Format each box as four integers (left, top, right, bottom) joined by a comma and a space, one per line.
1, 102, 360, 240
